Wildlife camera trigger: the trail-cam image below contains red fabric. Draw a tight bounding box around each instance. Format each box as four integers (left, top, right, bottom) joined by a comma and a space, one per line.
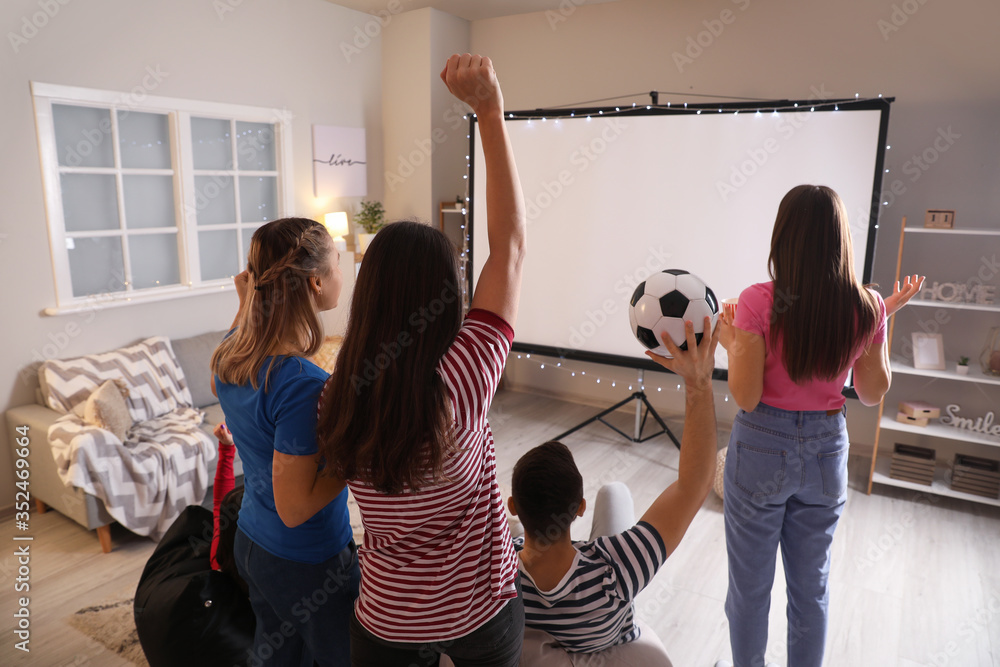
210, 443, 236, 570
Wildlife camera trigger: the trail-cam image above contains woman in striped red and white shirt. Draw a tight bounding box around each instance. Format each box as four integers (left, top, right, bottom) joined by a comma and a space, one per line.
316, 54, 527, 667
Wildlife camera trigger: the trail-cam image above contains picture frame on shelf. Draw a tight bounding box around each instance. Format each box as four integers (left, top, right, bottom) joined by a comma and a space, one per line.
912, 332, 946, 370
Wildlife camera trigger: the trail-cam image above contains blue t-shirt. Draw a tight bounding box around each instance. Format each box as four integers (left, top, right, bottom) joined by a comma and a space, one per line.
215, 350, 351, 564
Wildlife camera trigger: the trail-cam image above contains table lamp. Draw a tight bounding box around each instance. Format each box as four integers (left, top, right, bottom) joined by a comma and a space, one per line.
324, 212, 349, 251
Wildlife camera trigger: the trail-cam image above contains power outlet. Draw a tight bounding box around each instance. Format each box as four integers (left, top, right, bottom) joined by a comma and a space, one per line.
924, 209, 955, 228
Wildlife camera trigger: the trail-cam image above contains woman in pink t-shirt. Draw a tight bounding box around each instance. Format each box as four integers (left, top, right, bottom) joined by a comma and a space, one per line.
715, 185, 923, 667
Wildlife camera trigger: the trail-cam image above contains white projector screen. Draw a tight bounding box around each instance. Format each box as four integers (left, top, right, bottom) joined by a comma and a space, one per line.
470, 99, 891, 376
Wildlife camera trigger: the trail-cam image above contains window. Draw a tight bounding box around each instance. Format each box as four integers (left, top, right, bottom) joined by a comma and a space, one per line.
31, 82, 292, 314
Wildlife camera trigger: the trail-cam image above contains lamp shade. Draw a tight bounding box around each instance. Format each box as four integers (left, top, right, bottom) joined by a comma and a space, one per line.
324, 212, 349, 238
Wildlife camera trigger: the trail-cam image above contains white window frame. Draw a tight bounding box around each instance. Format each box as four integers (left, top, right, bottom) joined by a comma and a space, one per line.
31, 81, 294, 315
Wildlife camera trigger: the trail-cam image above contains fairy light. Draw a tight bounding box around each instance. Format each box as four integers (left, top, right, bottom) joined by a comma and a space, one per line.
507, 353, 744, 405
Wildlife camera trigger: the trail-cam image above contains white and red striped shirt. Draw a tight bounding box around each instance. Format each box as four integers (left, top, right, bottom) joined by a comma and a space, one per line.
345, 309, 519, 642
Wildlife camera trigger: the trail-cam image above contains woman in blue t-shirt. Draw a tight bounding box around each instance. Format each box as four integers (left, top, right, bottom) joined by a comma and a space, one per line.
211, 217, 358, 667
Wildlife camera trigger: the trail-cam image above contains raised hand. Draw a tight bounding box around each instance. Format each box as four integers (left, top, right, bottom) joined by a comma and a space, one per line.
718, 307, 736, 352
645, 317, 719, 392
213, 422, 234, 447
885, 274, 925, 316
234, 270, 249, 307
440, 53, 503, 119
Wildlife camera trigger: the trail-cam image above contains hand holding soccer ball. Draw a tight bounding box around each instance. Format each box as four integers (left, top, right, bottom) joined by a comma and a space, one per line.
628, 269, 719, 358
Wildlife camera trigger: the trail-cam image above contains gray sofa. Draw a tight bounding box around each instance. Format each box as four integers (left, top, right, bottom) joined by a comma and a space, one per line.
4, 330, 241, 553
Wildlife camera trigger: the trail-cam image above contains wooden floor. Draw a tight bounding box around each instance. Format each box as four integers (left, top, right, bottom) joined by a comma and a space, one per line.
3, 389, 999, 666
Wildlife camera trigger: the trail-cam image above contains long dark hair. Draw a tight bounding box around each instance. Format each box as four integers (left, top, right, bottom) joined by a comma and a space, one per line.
210, 218, 332, 392
317, 221, 462, 494
768, 185, 881, 383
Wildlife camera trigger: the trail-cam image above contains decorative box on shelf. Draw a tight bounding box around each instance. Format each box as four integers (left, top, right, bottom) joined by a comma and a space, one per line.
899, 400, 941, 419
889, 444, 936, 486
895, 400, 941, 427
896, 412, 930, 427
950, 454, 1000, 498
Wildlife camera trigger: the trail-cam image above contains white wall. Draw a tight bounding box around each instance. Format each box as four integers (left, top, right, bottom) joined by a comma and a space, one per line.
381, 7, 470, 224
382, 8, 433, 221
0, 0, 384, 510
468, 0, 1000, 448
429, 10, 472, 220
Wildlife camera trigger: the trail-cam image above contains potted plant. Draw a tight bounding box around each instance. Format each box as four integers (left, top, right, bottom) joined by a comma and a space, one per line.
354, 200, 385, 254
956, 356, 970, 375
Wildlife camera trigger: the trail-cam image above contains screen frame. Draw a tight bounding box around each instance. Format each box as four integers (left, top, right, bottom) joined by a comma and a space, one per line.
468, 97, 894, 391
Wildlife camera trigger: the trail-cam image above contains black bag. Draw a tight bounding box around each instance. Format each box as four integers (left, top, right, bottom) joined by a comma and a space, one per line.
134, 505, 255, 667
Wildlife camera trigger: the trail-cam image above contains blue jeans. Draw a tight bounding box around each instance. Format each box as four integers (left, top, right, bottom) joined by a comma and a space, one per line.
234, 529, 361, 667
723, 403, 849, 667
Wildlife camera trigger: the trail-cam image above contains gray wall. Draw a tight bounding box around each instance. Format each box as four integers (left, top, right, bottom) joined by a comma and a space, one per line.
468, 0, 1000, 448
0, 0, 384, 511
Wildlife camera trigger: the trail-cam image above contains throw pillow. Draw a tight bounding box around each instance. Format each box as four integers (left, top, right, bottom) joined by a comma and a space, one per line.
39, 336, 193, 421
84, 379, 133, 442
170, 330, 227, 409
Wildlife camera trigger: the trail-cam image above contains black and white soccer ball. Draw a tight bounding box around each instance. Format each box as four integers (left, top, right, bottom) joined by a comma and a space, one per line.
628, 269, 719, 358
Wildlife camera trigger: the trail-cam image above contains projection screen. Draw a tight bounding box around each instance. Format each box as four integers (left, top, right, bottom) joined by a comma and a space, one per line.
469, 99, 892, 377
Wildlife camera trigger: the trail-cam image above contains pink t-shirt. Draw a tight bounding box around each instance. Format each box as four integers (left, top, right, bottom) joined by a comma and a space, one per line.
733, 282, 887, 411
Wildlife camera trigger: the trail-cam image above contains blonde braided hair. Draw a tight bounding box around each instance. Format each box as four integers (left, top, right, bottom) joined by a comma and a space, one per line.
211, 217, 333, 391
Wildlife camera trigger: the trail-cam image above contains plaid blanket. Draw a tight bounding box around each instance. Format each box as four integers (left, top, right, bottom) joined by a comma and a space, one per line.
41, 336, 215, 540
48, 407, 215, 539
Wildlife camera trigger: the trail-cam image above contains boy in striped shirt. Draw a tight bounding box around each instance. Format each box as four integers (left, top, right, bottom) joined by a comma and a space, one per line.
509, 319, 720, 662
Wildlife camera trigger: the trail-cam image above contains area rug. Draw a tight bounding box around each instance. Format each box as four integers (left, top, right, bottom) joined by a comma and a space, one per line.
67, 587, 148, 666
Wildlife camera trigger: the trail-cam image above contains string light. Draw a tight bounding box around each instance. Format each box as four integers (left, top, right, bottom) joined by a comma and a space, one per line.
511, 354, 735, 402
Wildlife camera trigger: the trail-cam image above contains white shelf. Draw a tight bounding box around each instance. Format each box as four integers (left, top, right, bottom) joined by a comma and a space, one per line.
891, 361, 1000, 386
869, 215, 1000, 508
905, 227, 1000, 236
871, 457, 1000, 507
879, 415, 1000, 447
906, 300, 1000, 313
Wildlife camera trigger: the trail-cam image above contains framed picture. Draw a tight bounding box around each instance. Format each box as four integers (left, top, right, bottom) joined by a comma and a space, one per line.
312, 125, 367, 198
912, 332, 945, 370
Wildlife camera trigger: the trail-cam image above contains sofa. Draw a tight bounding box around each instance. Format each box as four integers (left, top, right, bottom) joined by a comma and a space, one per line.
5, 330, 240, 553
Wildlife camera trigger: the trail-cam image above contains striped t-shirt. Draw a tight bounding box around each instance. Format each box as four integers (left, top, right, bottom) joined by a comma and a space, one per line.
344, 309, 519, 643
515, 521, 668, 652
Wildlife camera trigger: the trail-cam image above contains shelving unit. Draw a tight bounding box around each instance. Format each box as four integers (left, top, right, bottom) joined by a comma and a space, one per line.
439, 200, 466, 250
439, 200, 471, 311
871, 456, 1000, 507
866, 217, 1000, 507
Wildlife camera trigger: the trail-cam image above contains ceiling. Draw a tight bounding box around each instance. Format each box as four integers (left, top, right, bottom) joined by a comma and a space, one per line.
324, 0, 619, 21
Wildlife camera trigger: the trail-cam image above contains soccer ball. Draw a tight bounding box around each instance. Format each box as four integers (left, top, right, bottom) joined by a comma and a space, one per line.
628, 269, 719, 357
